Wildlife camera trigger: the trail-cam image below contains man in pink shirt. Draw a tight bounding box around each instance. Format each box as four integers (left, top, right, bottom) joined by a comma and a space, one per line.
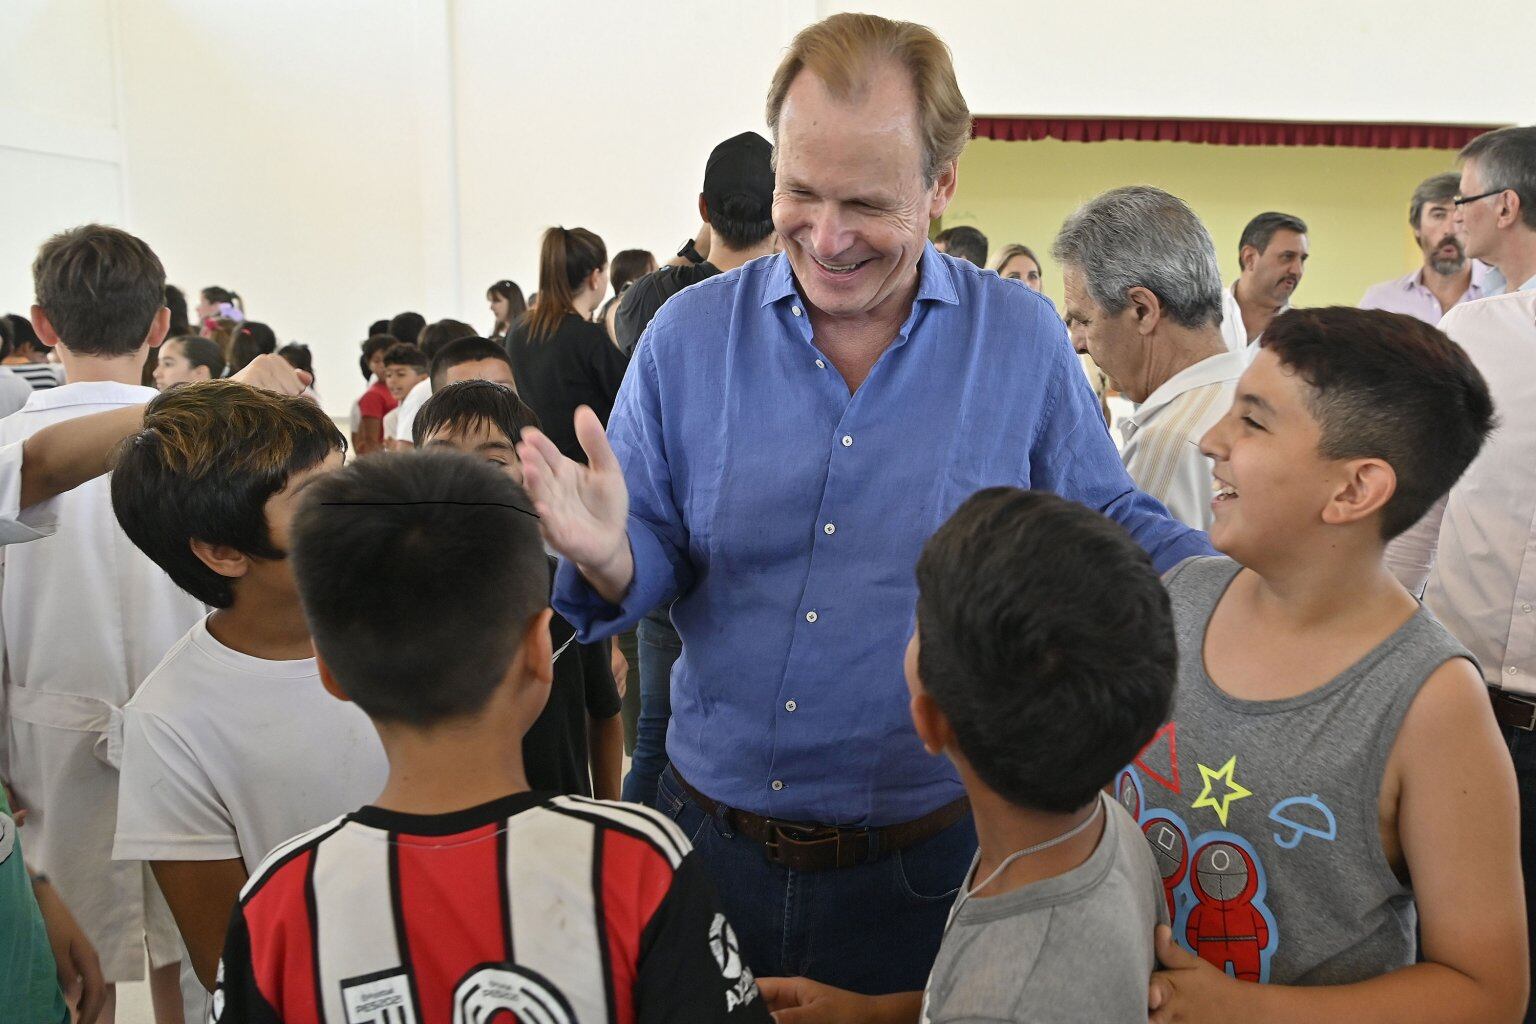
1359, 172, 1494, 324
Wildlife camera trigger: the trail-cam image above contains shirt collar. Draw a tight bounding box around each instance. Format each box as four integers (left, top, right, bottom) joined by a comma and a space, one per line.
23, 380, 155, 411
757, 243, 961, 309
1131, 349, 1246, 426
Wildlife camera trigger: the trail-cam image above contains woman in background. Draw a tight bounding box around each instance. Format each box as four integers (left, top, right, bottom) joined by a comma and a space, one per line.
598, 249, 657, 345
503, 226, 627, 465
486, 279, 527, 342
226, 322, 276, 377
153, 336, 226, 389
992, 242, 1044, 292
195, 286, 244, 329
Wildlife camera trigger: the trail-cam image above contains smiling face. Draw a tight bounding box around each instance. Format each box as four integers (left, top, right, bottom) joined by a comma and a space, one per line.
772, 61, 956, 325
1241, 230, 1309, 305
153, 340, 211, 389
383, 364, 425, 402
1199, 348, 1341, 564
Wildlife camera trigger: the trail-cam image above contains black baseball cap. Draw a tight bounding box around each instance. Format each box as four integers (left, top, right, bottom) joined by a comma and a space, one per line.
703, 132, 774, 220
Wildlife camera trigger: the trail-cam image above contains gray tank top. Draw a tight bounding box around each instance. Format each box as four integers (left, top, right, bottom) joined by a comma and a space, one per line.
1117, 556, 1475, 986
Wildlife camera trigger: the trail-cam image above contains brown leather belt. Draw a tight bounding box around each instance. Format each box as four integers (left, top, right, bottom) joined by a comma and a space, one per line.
673, 771, 970, 872
1491, 686, 1536, 732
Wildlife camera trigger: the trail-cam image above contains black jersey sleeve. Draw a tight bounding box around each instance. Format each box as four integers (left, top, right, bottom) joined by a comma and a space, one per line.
210, 903, 285, 1024
635, 852, 772, 1023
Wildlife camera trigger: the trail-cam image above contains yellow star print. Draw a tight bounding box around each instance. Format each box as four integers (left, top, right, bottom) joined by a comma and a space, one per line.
1191, 756, 1252, 827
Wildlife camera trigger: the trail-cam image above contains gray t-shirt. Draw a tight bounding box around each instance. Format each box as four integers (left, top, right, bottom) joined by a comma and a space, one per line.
1124, 555, 1474, 985
921, 794, 1165, 1023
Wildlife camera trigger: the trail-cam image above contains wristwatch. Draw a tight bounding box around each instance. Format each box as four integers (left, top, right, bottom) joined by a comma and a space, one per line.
677, 238, 705, 265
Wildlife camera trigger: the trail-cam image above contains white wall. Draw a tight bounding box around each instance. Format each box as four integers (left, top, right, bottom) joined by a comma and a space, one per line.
2, 0, 1532, 415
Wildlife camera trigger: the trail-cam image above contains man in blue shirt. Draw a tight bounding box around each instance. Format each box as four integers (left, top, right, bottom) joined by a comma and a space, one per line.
518, 12, 1209, 995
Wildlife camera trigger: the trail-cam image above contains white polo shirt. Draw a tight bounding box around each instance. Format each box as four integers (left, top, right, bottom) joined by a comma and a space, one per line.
1220, 281, 1288, 361
1118, 349, 1245, 531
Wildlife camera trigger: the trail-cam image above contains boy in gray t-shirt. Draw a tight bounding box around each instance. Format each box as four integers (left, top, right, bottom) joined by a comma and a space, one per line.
760, 488, 1177, 1023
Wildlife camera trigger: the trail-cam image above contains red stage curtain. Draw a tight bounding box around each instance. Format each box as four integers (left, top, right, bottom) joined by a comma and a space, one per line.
971, 117, 1496, 150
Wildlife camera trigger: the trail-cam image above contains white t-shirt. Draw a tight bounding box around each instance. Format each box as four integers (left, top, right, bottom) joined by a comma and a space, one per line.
392, 377, 432, 443
114, 615, 388, 872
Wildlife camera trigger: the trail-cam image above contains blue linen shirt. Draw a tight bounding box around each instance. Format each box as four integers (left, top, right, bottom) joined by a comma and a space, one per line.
555, 247, 1212, 826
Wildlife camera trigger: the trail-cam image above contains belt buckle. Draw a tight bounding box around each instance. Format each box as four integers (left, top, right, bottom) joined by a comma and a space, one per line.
1506, 691, 1536, 732
762, 820, 839, 868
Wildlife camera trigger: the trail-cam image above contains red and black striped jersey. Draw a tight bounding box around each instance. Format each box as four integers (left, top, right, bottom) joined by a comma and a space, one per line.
210, 791, 769, 1024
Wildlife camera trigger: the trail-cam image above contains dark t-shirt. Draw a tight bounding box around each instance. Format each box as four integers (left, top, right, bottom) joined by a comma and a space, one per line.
614, 262, 722, 355
504, 313, 629, 464
524, 559, 623, 795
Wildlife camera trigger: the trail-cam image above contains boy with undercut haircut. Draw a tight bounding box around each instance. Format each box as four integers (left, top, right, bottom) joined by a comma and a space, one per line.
760, 488, 1175, 1024
110, 381, 387, 1017
1140, 307, 1525, 1023
210, 452, 768, 1024
415, 379, 624, 798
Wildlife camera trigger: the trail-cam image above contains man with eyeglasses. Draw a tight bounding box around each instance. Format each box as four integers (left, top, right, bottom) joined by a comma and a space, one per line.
1416, 122, 1536, 1024
1454, 125, 1536, 295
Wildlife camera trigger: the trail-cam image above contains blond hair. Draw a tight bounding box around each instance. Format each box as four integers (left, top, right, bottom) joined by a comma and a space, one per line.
766, 13, 970, 185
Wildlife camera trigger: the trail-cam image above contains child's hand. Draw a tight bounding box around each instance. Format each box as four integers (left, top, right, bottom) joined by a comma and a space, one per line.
1148, 925, 1250, 1023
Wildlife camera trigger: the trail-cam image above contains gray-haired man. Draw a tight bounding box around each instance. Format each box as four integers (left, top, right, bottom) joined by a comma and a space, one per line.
1056, 186, 1245, 530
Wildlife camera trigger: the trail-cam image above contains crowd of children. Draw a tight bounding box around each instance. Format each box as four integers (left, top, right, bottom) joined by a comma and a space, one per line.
0, 189, 1530, 1024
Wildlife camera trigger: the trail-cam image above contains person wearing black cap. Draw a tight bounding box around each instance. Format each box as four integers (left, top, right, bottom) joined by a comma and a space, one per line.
613, 132, 778, 357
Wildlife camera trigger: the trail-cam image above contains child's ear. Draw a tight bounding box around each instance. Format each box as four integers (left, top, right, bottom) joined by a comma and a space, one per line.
30, 306, 61, 349
520, 608, 555, 691
316, 651, 352, 704
909, 691, 955, 757
189, 538, 252, 581
1323, 457, 1397, 528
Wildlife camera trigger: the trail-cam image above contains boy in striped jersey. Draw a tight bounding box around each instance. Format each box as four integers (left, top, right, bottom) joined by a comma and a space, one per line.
211, 451, 768, 1024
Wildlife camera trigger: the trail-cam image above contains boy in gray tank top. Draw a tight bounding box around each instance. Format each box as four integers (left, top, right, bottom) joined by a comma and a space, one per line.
1140, 309, 1526, 1023
761, 487, 1176, 1023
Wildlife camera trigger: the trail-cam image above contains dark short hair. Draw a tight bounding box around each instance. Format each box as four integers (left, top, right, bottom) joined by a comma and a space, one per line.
418, 318, 477, 360
382, 342, 428, 372
369, 318, 391, 337
165, 335, 226, 379
430, 336, 513, 390
277, 342, 314, 382
915, 488, 1176, 814
388, 311, 427, 347
415, 379, 540, 449
164, 285, 190, 336
111, 381, 345, 608
361, 333, 398, 362
290, 452, 550, 725
0, 315, 12, 359
1238, 212, 1308, 261
33, 225, 166, 357
934, 225, 988, 267
709, 194, 775, 251
1409, 172, 1460, 230
608, 250, 656, 295
1260, 307, 1495, 539
1460, 125, 1536, 231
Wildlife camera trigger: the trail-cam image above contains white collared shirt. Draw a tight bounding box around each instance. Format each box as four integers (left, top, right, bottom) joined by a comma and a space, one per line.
1118, 349, 1245, 530
1424, 290, 1536, 692
1220, 281, 1288, 362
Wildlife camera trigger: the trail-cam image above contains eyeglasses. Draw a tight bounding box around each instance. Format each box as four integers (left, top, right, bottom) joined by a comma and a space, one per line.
1453, 188, 1507, 207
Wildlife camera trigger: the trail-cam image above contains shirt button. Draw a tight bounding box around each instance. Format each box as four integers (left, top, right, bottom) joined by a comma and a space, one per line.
771, 780, 785, 791
805, 610, 818, 623
791, 305, 803, 317
823, 523, 836, 535
785, 700, 797, 712
841, 435, 853, 447
815, 359, 825, 369
1508, 666, 1520, 676
1524, 603, 1533, 614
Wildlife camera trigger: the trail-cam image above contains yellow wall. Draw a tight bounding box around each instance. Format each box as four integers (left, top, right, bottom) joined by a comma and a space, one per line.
943, 138, 1459, 312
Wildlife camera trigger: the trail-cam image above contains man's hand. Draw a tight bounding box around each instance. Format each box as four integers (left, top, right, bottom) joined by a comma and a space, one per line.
33, 878, 106, 1024
1148, 925, 1251, 1023
517, 407, 634, 603
757, 977, 921, 1024
229, 353, 311, 396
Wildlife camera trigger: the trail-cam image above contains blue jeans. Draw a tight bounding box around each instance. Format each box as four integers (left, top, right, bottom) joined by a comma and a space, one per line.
1504, 726, 1536, 1024
621, 611, 681, 806
654, 765, 976, 994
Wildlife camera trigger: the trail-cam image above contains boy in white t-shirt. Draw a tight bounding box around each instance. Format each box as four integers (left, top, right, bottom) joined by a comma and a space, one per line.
109, 381, 388, 1015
